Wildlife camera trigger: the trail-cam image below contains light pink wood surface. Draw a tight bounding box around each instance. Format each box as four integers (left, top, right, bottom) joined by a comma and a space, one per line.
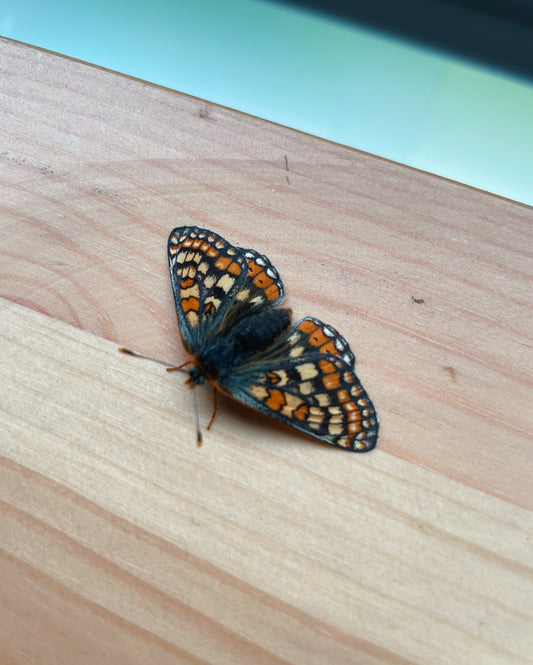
1, 38, 532, 664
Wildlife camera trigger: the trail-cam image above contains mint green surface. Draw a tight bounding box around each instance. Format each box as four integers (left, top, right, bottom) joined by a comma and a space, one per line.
2, 0, 532, 205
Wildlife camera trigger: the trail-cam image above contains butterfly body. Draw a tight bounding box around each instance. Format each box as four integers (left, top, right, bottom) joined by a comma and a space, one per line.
169, 226, 378, 451
187, 307, 292, 387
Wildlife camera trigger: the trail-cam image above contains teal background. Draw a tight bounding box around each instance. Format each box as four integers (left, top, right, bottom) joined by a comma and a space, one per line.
2, 0, 532, 205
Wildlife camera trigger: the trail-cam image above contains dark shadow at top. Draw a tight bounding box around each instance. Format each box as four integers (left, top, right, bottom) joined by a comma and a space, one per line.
271, 0, 533, 82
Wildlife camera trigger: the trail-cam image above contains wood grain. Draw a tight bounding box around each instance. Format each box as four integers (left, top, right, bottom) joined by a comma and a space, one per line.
1, 38, 532, 664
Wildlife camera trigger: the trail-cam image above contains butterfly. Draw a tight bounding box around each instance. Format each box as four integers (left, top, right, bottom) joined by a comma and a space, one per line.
168, 226, 378, 451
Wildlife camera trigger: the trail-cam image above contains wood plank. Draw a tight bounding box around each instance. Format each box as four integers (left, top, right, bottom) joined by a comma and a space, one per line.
1, 299, 532, 664
1, 38, 532, 664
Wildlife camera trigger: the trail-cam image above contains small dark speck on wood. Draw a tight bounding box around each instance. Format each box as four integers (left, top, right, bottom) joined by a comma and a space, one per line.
199, 106, 211, 119
443, 366, 457, 382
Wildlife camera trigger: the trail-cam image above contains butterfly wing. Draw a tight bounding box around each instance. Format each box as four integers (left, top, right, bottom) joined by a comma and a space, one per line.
168, 227, 286, 357
219, 246, 285, 331
219, 316, 378, 451
168, 227, 249, 355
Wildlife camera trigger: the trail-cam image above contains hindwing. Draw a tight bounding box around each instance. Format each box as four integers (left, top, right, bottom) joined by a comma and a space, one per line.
220, 317, 379, 451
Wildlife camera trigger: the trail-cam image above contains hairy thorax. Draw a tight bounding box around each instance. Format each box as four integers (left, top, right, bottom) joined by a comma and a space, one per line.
192, 307, 291, 383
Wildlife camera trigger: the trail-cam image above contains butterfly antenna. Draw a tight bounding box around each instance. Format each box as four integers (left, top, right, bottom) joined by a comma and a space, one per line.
192, 383, 203, 447
119, 347, 174, 368
119, 347, 194, 375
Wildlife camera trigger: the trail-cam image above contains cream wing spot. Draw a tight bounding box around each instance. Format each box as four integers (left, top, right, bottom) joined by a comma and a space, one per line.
296, 363, 319, 380
204, 296, 221, 311
271, 370, 290, 387
203, 274, 216, 289
250, 385, 268, 400
186, 311, 199, 326
289, 345, 304, 358
180, 284, 200, 299
315, 393, 330, 407
298, 381, 313, 395
218, 273, 235, 293
281, 393, 305, 417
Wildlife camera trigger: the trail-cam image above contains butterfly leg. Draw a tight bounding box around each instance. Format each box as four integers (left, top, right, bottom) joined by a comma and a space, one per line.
206, 386, 218, 431
166, 360, 192, 374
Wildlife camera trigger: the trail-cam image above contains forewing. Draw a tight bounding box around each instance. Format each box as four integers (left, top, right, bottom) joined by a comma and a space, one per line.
220, 317, 379, 451
237, 248, 284, 305
219, 247, 285, 331
168, 227, 248, 354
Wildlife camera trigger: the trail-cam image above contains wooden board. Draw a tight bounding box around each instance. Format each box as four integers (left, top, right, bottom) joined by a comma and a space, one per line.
1, 37, 532, 664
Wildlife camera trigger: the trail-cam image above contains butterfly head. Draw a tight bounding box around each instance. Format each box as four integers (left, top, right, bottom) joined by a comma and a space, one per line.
186, 365, 207, 388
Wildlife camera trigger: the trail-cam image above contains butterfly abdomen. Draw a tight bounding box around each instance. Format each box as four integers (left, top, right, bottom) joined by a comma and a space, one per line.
196, 307, 291, 382
229, 307, 291, 364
